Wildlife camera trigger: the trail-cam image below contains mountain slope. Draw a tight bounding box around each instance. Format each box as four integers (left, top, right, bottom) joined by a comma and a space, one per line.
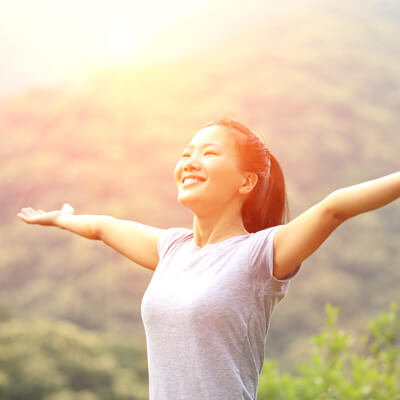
1, 0, 399, 372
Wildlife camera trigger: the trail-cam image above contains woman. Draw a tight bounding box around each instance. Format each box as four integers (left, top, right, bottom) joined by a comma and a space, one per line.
17, 118, 400, 400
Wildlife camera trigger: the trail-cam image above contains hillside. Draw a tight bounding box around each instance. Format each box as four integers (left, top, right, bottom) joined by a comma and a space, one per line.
1, 0, 399, 373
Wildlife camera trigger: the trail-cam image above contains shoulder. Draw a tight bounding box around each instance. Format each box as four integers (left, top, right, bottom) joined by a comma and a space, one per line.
247, 225, 284, 259
246, 225, 284, 277
248, 224, 300, 280
157, 227, 193, 258
247, 225, 300, 299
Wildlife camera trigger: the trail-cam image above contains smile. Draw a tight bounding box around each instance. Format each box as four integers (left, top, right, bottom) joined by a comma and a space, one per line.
182, 178, 206, 187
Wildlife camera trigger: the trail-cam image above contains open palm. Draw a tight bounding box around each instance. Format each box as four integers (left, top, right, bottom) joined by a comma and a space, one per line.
17, 203, 74, 226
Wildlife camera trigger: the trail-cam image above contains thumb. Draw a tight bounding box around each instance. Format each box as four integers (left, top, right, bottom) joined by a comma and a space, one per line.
62, 203, 74, 213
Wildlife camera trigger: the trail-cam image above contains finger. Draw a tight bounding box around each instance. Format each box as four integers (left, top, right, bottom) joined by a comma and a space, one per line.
17, 213, 31, 222
26, 208, 36, 217
20, 208, 34, 217
22, 214, 41, 224
62, 203, 74, 213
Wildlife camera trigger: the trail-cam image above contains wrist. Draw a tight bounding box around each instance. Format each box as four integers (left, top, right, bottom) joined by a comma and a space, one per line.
54, 212, 70, 229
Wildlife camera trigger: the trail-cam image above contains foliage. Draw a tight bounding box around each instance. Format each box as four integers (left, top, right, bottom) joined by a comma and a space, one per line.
0, 319, 148, 400
0, 303, 398, 399
1, 0, 399, 373
258, 302, 400, 399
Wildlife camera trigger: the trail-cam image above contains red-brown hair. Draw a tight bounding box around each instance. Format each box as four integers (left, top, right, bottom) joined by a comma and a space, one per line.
201, 118, 290, 232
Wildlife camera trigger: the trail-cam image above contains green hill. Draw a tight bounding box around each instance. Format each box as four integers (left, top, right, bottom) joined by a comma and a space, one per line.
1, 0, 399, 375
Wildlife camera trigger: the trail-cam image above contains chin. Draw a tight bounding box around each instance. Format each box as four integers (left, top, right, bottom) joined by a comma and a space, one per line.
177, 193, 203, 213
177, 193, 194, 207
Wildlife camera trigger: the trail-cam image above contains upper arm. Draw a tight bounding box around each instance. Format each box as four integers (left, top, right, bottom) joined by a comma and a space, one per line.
97, 216, 165, 271
273, 195, 344, 279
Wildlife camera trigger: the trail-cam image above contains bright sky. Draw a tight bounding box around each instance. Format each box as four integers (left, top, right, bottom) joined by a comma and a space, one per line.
0, 0, 284, 95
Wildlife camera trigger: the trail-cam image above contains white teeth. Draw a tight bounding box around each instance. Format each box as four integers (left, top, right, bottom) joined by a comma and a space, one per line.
183, 178, 204, 186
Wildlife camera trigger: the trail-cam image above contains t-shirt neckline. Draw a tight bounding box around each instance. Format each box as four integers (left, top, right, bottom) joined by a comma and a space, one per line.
189, 231, 252, 249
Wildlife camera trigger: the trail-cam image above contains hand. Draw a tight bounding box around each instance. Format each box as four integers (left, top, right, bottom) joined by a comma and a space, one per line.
17, 203, 75, 227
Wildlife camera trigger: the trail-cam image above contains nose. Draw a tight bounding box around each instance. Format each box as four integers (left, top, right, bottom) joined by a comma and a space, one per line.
183, 156, 202, 172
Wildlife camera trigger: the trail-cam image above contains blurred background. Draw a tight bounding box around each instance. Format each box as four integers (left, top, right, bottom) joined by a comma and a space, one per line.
1, 0, 399, 398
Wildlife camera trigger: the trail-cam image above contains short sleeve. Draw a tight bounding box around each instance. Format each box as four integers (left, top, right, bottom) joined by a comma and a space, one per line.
157, 227, 192, 260
248, 225, 301, 299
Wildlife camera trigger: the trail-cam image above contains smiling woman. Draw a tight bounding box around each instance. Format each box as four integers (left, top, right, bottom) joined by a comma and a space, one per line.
174, 120, 288, 236
174, 126, 255, 228
17, 116, 400, 400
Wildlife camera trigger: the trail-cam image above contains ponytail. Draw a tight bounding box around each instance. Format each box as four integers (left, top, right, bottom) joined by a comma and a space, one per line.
201, 118, 290, 232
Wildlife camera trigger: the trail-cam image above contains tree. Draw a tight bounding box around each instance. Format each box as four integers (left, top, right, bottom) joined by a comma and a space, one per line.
258, 302, 400, 400
0, 319, 148, 400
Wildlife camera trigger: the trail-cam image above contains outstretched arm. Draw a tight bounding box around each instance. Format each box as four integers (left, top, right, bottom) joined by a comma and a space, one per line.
17, 204, 165, 271
272, 171, 400, 280
324, 171, 400, 220
17, 203, 100, 240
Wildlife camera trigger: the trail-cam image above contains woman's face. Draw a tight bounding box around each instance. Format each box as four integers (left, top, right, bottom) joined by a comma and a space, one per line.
174, 125, 252, 214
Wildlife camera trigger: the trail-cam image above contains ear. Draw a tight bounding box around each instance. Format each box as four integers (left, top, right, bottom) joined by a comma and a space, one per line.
239, 172, 258, 195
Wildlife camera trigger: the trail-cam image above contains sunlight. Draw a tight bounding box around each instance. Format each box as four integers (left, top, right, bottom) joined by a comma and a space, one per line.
101, 28, 141, 66
0, 0, 210, 90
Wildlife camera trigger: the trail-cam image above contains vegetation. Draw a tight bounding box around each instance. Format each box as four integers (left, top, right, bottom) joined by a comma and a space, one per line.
1, 0, 399, 374
258, 302, 400, 399
0, 315, 148, 400
0, 303, 398, 399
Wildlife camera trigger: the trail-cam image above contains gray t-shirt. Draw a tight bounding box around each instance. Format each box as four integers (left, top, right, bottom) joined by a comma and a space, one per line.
141, 225, 301, 400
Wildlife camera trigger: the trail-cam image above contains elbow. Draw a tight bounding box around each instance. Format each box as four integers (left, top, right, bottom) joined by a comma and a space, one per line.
95, 215, 111, 241
323, 190, 349, 222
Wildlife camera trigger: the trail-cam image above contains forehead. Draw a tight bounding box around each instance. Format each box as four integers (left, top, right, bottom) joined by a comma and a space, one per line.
186, 125, 236, 149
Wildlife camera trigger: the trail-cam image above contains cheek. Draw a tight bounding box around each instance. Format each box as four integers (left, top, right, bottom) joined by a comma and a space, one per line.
173, 171, 179, 186
174, 162, 182, 179
209, 164, 241, 187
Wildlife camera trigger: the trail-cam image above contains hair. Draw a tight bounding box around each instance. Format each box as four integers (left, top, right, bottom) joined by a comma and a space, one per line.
200, 117, 290, 233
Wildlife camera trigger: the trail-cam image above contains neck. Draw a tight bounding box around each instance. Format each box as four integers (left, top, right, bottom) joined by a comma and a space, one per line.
191, 202, 249, 248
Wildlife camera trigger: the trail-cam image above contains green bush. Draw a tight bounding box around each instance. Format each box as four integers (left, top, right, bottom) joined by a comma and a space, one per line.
0, 319, 148, 400
258, 302, 400, 400
0, 303, 398, 399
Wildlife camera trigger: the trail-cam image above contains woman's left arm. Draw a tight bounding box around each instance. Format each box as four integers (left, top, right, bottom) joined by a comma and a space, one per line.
273, 171, 400, 280
324, 171, 400, 220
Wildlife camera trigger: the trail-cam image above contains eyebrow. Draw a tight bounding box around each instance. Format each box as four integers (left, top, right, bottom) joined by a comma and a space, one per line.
184, 143, 222, 150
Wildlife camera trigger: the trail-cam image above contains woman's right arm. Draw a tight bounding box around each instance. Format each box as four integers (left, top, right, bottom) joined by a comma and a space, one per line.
17, 204, 165, 271
96, 216, 165, 271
